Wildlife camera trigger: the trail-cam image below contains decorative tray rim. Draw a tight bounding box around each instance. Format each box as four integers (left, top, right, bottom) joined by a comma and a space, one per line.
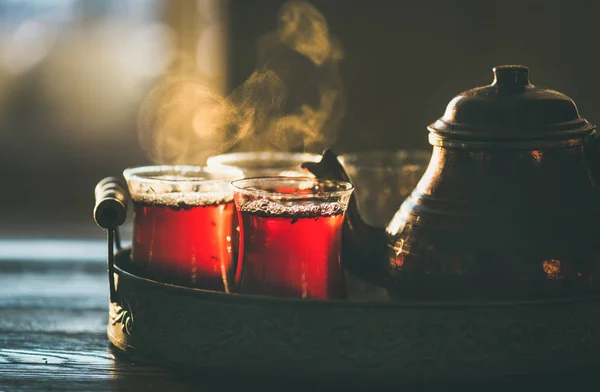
114, 247, 600, 309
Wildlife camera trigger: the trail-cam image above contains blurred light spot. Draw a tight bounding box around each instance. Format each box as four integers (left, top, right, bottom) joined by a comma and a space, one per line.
196, 25, 224, 78
542, 258, 561, 278
41, 19, 174, 138
2, 19, 56, 74
197, 0, 221, 22
128, 22, 174, 78
531, 150, 543, 164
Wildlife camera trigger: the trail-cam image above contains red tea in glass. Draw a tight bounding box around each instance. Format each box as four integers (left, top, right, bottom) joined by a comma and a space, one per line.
207, 151, 322, 274
232, 177, 353, 299
123, 166, 242, 292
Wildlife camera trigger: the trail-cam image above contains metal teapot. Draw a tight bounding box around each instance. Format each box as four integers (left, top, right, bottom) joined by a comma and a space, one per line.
304, 65, 600, 300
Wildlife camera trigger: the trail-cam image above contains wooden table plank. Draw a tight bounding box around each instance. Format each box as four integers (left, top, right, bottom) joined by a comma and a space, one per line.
0, 247, 203, 392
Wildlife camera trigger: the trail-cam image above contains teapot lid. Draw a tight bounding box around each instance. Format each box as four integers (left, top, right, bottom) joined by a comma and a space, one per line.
428, 65, 596, 148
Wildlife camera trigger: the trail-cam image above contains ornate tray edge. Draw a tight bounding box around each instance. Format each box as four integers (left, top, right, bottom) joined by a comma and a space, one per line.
114, 247, 600, 310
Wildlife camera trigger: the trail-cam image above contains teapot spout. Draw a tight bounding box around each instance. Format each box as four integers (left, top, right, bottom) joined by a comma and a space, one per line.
302, 149, 389, 286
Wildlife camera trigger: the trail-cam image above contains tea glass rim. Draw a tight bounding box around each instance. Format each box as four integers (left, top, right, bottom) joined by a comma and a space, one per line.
338, 149, 431, 167
231, 176, 354, 199
206, 151, 322, 168
123, 165, 244, 187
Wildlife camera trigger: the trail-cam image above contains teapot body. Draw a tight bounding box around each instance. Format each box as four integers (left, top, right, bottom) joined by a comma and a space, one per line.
386, 140, 600, 300
304, 65, 600, 301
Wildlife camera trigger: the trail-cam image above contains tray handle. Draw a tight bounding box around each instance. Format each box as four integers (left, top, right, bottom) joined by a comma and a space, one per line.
94, 177, 129, 303
94, 176, 128, 229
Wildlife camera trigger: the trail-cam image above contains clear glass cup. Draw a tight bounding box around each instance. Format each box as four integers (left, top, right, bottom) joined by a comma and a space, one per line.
123, 165, 243, 292
207, 151, 322, 265
232, 177, 354, 299
206, 151, 321, 177
338, 150, 431, 228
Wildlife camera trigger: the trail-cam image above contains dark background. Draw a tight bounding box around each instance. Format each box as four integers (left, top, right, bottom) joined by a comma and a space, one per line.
229, 0, 600, 151
1, 0, 599, 239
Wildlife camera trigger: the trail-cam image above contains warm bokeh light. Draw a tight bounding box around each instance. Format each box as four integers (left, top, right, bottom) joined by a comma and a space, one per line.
1, 19, 56, 74
542, 258, 562, 279
0, 0, 225, 145
39, 19, 175, 139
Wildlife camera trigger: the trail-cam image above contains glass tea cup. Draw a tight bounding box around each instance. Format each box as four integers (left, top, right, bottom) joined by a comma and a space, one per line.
123, 165, 243, 292
338, 150, 431, 228
232, 177, 354, 300
207, 151, 322, 264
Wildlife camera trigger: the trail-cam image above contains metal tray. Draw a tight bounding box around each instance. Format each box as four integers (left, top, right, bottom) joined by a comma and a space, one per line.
93, 174, 600, 382
107, 246, 600, 381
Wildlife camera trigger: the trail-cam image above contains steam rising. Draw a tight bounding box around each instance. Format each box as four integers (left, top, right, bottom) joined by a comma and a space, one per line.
138, 0, 345, 164
276, 0, 343, 66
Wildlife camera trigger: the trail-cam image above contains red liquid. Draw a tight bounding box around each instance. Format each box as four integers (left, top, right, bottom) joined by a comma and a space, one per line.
229, 188, 311, 278
237, 209, 346, 299
131, 199, 235, 291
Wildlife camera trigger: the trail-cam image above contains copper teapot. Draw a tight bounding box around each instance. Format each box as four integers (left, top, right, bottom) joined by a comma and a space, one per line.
304, 65, 600, 300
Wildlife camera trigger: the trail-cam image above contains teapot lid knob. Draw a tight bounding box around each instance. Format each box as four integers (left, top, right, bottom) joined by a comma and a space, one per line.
492, 65, 530, 87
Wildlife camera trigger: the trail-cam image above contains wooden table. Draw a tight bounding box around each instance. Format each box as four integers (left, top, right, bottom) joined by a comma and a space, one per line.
0, 238, 202, 391
1, 237, 598, 391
